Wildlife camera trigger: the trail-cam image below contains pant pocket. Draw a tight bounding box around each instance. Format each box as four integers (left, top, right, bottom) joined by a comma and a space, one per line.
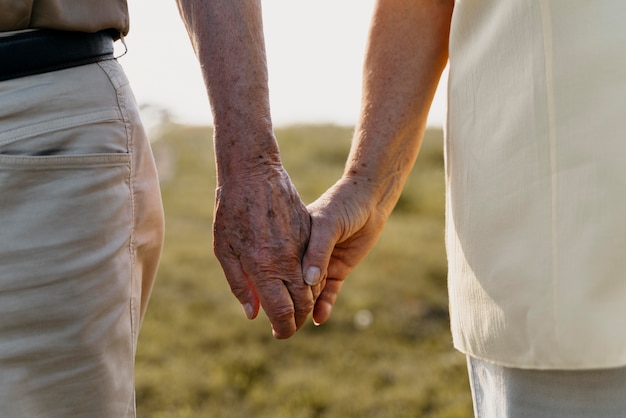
0, 153, 136, 418
0, 107, 129, 156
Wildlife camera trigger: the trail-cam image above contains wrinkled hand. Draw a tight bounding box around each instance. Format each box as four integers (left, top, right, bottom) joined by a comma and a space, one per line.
213, 167, 319, 339
302, 176, 391, 325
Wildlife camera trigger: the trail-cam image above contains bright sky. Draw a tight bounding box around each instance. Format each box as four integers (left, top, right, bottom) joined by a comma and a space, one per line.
117, 0, 447, 128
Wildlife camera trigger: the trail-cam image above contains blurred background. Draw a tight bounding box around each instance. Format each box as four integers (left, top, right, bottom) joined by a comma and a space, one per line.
118, 1, 469, 417
119, 0, 448, 129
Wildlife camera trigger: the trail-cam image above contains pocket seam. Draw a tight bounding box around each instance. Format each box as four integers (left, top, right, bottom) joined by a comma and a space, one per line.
0, 152, 131, 170
0, 108, 123, 147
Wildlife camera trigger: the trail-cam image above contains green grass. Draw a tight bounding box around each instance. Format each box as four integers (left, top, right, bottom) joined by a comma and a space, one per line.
137, 124, 472, 417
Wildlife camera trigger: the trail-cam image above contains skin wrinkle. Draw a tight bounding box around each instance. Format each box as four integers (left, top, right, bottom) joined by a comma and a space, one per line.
302, 0, 453, 325
175, 0, 452, 337
211, 159, 313, 334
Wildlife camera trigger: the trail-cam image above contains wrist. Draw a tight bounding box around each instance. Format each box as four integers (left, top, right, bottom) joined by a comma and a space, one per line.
341, 165, 406, 218
214, 128, 284, 185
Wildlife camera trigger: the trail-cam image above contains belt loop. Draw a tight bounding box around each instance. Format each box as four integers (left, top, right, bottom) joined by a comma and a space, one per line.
115, 32, 128, 59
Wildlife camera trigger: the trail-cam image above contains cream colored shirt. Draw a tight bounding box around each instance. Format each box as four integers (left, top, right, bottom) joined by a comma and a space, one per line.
446, 0, 626, 369
0, 0, 129, 35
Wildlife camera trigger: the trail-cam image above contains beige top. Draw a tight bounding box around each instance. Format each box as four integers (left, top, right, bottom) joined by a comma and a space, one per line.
0, 0, 129, 35
446, 0, 626, 369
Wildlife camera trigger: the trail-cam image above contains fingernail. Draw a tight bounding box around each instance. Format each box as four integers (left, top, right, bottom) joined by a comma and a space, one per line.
304, 266, 321, 286
243, 303, 254, 319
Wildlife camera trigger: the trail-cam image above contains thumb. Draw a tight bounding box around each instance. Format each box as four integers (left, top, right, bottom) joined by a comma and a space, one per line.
302, 213, 337, 286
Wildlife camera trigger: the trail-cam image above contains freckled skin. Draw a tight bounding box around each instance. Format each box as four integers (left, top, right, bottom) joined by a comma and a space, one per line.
213, 167, 321, 338
302, 0, 453, 326
176, 0, 320, 338
175, 0, 453, 336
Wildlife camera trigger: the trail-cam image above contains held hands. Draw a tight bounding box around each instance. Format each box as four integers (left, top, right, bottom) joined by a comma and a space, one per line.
213, 166, 321, 339
215, 171, 388, 337
302, 176, 390, 325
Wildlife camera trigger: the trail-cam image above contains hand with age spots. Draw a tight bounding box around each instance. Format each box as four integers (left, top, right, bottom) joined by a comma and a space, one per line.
300, 0, 452, 326
175, 0, 323, 338
176, 0, 449, 337
302, 176, 392, 325
213, 165, 321, 339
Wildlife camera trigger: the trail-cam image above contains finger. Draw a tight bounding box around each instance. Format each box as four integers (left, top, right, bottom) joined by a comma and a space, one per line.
284, 278, 315, 331
215, 250, 260, 320
242, 251, 310, 338
302, 213, 338, 286
312, 278, 344, 325
311, 277, 325, 302
253, 277, 298, 339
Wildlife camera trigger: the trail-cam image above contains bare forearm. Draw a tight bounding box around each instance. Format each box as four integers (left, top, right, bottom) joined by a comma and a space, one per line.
176, 0, 279, 182
347, 0, 453, 214
176, 0, 314, 338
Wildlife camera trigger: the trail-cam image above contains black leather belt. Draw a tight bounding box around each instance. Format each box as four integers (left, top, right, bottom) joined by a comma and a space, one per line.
0, 29, 116, 82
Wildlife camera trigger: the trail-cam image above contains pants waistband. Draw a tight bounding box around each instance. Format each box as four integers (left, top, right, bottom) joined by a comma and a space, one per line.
0, 30, 115, 82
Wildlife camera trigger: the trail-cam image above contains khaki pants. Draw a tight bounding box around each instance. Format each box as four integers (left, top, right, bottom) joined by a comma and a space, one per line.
0, 60, 164, 417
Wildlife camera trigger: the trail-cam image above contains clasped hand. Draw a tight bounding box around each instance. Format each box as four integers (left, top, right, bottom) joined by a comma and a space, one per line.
214, 169, 387, 339
213, 165, 317, 339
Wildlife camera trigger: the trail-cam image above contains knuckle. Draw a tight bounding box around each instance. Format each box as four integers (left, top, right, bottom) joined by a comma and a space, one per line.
227, 281, 250, 299
270, 304, 296, 322
295, 299, 315, 316
266, 300, 295, 323
289, 290, 314, 314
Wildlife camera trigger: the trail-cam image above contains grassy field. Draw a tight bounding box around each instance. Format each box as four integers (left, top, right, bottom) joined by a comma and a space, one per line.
137, 123, 473, 417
